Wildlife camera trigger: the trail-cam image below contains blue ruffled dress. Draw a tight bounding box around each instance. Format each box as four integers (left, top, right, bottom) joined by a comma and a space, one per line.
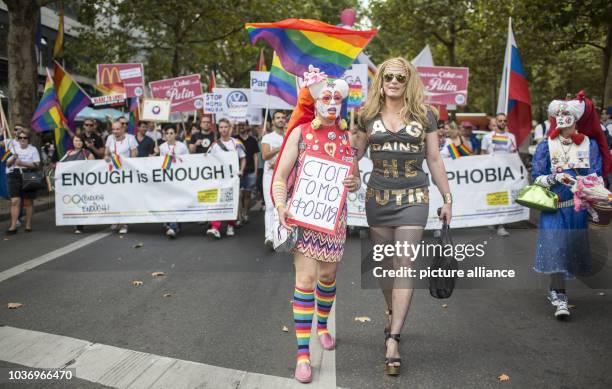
531, 138, 602, 279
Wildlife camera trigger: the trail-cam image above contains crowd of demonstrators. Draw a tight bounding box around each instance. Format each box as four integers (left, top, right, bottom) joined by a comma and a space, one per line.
234, 121, 260, 225
261, 110, 287, 248
206, 118, 246, 239
5, 129, 41, 235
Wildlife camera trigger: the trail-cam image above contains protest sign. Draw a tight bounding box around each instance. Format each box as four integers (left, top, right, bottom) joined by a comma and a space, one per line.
55, 153, 239, 225
213, 88, 263, 124
416, 66, 469, 105
90, 83, 126, 107
287, 152, 353, 234
149, 74, 204, 113
346, 156, 372, 226
140, 98, 171, 122
249, 71, 295, 109
346, 154, 529, 229
97, 63, 145, 98
204, 93, 223, 113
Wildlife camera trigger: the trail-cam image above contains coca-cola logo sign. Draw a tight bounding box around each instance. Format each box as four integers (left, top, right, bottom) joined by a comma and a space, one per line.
416, 66, 469, 106
149, 74, 204, 113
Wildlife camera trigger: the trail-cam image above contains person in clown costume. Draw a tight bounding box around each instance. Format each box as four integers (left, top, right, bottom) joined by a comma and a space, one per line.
531, 93, 611, 319
272, 66, 361, 383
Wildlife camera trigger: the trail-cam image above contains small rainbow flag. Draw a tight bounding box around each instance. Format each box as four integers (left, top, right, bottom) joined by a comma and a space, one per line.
347, 83, 363, 108
447, 144, 461, 159
111, 153, 122, 170
127, 97, 140, 135
492, 135, 509, 145
161, 154, 173, 170
458, 144, 472, 156
245, 19, 378, 77
1, 149, 12, 163
267, 52, 297, 106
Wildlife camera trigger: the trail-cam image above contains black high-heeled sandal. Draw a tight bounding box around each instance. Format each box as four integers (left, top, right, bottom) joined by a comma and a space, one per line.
384, 333, 401, 376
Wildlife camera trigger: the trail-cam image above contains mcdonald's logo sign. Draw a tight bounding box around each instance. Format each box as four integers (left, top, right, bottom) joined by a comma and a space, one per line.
97, 67, 121, 85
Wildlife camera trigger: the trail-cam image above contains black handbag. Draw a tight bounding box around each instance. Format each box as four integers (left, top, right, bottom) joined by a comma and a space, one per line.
21, 170, 44, 191
428, 222, 458, 299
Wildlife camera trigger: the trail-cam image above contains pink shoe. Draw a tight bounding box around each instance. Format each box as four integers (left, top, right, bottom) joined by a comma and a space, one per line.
294, 362, 312, 383
319, 332, 335, 350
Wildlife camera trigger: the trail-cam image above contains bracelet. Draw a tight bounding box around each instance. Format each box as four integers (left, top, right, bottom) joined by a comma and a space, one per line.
442, 192, 453, 204
275, 203, 286, 211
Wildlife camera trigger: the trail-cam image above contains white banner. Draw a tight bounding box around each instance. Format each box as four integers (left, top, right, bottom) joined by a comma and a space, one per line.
55, 154, 239, 225
212, 88, 263, 125
249, 71, 295, 110
347, 154, 529, 229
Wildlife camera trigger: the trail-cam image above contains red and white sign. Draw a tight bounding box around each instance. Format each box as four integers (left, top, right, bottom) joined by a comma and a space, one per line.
417, 66, 469, 106
96, 63, 145, 98
149, 74, 204, 113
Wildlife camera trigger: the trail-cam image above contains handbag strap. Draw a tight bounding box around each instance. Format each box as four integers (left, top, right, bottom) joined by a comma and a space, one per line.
441, 223, 454, 246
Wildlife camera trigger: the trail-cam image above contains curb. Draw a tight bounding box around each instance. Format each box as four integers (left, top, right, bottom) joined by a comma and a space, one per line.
0, 196, 55, 222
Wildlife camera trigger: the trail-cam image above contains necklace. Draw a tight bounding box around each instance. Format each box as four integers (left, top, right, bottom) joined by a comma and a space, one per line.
558, 138, 573, 164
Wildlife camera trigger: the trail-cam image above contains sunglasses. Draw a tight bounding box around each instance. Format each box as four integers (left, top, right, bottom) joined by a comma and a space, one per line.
18, 136, 29, 140
383, 73, 407, 83
83, 123, 93, 126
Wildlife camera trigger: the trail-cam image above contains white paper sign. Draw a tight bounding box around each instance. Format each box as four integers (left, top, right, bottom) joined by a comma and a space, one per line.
140, 98, 171, 122
287, 152, 352, 234
55, 153, 239, 225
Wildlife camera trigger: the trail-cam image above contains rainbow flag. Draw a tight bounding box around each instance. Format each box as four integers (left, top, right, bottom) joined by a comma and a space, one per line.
53, 2, 64, 58
267, 52, 297, 106
447, 144, 461, 159
31, 69, 67, 133
54, 127, 72, 159
492, 135, 509, 145
347, 83, 363, 108
245, 19, 377, 77
54, 61, 91, 131
1, 149, 12, 163
111, 153, 122, 170
127, 97, 139, 135
458, 144, 472, 156
161, 154, 173, 170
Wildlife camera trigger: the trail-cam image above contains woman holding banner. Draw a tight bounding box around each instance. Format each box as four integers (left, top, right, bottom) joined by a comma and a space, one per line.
353, 57, 452, 376
273, 67, 361, 383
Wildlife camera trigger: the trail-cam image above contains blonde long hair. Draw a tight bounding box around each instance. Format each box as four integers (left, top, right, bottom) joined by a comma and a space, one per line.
359, 57, 436, 128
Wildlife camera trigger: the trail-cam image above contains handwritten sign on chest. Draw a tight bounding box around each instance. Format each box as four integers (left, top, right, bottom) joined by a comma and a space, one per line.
287, 151, 353, 235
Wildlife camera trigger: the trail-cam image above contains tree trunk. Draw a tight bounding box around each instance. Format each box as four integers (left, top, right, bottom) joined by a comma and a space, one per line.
6, 1, 39, 134
603, 23, 612, 108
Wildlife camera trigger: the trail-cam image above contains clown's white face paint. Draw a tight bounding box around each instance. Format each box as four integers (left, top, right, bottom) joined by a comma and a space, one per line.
315, 89, 343, 122
555, 112, 576, 129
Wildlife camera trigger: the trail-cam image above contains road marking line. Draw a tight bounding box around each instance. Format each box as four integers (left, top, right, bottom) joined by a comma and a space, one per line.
0, 325, 337, 388
0, 232, 111, 283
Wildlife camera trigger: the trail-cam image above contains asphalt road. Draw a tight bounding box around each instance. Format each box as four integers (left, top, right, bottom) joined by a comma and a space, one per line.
0, 208, 611, 388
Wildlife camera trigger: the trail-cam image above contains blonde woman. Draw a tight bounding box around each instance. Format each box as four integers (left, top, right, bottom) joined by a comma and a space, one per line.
352, 57, 452, 376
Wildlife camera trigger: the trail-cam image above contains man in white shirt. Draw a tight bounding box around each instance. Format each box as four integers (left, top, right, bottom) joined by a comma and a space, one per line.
206, 118, 246, 239
157, 126, 189, 238
261, 111, 286, 247
533, 120, 550, 144
104, 121, 138, 234
480, 113, 516, 237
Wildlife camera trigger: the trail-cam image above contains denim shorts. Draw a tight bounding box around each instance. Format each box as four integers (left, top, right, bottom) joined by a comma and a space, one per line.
240, 172, 257, 191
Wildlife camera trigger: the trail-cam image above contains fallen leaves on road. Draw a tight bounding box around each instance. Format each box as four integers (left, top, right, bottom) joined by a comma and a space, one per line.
133, 242, 143, 249
132, 280, 143, 287
151, 272, 165, 278
282, 326, 289, 332
442, 304, 448, 309
162, 293, 173, 298
7, 303, 23, 309
498, 374, 510, 382
354, 316, 371, 323
568, 304, 576, 309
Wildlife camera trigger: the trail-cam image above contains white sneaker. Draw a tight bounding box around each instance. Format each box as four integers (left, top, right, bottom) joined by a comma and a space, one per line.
497, 226, 510, 237
110, 224, 119, 231
166, 228, 176, 238
16, 219, 22, 228
554, 294, 570, 319
226, 226, 235, 236
547, 290, 560, 306
207, 228, 221, 239
264, 238, 274, 248
118, 225, 128, 234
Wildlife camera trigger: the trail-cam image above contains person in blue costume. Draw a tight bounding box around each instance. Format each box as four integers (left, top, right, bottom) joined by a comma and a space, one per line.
531, 98, 603, 319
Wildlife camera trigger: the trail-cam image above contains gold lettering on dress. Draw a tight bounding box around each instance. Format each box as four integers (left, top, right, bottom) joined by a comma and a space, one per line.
415, 188, 428, 203
376, 189, 389, 205
406, 121, 423, 138
382, 160, 399, 178
371, 144, 381, 152
371, 120, 386, 135
391, 189, 405, 205
404, 160, 417, 177
381, 142, 393, 151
